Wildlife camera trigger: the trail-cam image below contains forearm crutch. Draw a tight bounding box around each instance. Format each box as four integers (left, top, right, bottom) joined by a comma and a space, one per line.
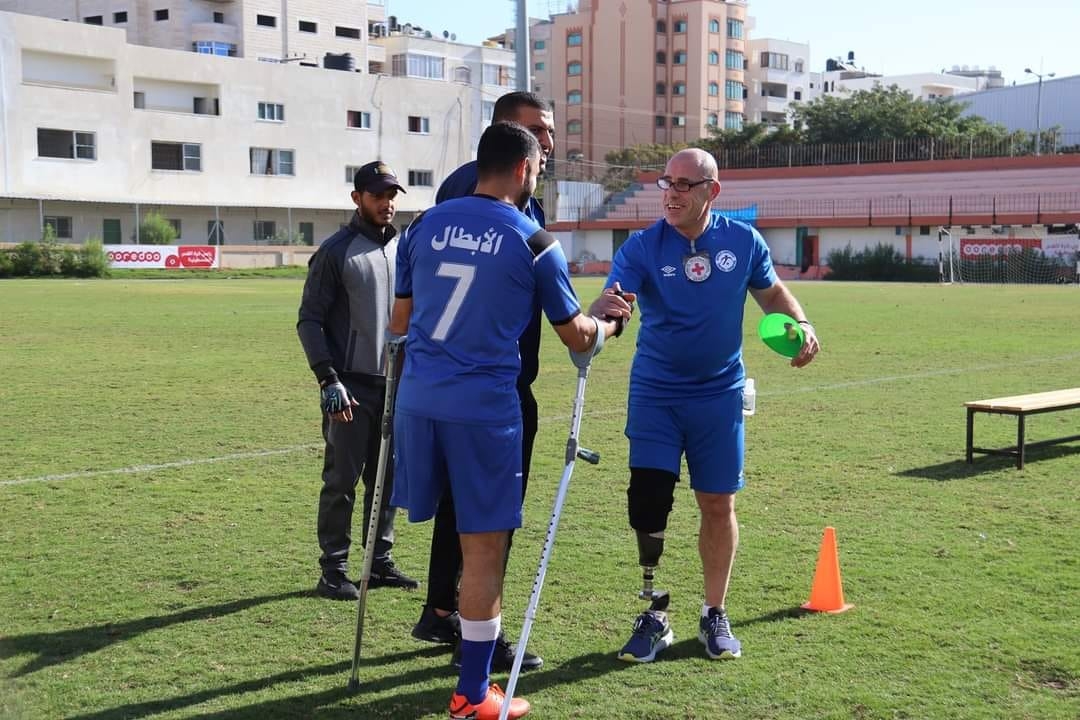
347, 335, 406, 693
499, 355, 600, 719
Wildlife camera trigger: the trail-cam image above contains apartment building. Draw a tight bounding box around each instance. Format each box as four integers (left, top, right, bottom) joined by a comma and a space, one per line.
745, 38, 812, 127
532, 0, 749, 167
372, 30, 517, 151
0, 10, 474, 245
0, 0, 387, 69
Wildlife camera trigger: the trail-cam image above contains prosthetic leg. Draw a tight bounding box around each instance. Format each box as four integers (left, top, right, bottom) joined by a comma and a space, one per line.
636, 531, 670, 612
628, 467, 678, 613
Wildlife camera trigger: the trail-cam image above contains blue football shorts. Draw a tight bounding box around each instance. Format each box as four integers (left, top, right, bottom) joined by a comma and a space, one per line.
625, 388, 745, 494
391, 410, 524, 533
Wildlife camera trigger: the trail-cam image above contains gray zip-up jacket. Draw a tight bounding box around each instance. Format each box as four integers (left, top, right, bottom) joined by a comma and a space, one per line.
297, 211, 397, 384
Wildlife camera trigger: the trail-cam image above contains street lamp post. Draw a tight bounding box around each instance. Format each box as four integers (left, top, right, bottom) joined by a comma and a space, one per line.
1024, 67, 1056, 156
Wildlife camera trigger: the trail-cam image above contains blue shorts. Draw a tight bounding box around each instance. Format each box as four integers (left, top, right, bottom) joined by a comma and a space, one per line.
391, 411, 523, 533
625, 389, 745, 494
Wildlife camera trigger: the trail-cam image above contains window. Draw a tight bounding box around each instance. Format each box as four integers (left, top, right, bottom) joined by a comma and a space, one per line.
726, 49, 742, 69
727, 18, 743, 39
567, 120, 582, 135
673, 51, 687, 65
408, 116, 430, 133
84, 15, 103, 25
655, 20, 666, 33
920, 225, 931, 236
256, 14, 276, 28
154, 9, 168, 21
672, 114, 686, 127
794, 90, 802, 101
534, 39, 546, 50
655, 115, 666, 128
298, 20, 317, 33
761, 52, 789, 70
44, 216, 72, 239
709, 19, 721, 33
567, 32, 582, 46
213, 11, 224, 23
392, 54, 445, 79
113, 11, 127, 23
655, 82, 666, 95
347, 110, 371, 129
725, 111, 743, 130
535, 61, 545, 71
794, 59, 804, 73
673, 82, 686, 96
151, 141, 201, 171
253, 220, 276, 241
336, 26, 361, 39
482, 63, 513, 86
167, 219, 182, 237
568, 61, 582, 76
673, 20, 687, 33
345, 165, 363, 184
37, 128, 96, 160
708, 81, 719, 96
195, 41, 236, 56
709, 50, 720, 65
707, 113, 719, 126
726, 80, 744, 100
655, 51, 666, 64
482, 100, 496, 125
567, 90, 582, 105
408, 170, 434, 187
249, 148, 294, 176
257, 102, 285, 122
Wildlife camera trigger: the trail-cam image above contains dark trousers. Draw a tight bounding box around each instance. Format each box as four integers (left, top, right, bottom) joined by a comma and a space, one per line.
318, 378, 396, 575
423, 385, 538, 611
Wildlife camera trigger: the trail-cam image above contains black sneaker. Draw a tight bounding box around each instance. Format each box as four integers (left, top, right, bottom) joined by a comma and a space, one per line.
368, 559, 419, 590
315, 572, 359, 601
412, 605, 461, 644
452, 632, 544, 672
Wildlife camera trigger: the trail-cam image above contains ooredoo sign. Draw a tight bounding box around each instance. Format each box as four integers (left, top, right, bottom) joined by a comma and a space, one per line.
105, 245, 220, 269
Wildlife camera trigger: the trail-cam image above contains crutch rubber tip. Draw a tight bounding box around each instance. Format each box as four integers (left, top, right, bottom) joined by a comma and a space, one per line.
346, 677, 361, 694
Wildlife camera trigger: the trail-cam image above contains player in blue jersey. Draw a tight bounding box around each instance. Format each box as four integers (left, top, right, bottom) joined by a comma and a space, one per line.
389, 122, 631, 720
412, 92, 555, 674
601, 148, 820, 664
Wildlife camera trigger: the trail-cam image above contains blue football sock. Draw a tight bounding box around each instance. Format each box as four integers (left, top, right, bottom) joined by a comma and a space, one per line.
456, 638, 496, 705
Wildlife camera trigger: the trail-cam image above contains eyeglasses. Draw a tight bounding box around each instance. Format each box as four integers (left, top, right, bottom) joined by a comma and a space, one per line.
656, 176, 715, 192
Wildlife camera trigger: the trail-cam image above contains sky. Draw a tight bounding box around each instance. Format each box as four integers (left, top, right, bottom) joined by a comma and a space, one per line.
382, 0, 1079, 88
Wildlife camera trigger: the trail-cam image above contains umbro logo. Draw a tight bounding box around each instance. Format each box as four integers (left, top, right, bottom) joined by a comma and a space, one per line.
661, 265, 677, 277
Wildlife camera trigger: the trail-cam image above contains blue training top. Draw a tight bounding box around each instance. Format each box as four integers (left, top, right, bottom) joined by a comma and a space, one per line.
607, 213, 778, 403
395, 195, 581, 424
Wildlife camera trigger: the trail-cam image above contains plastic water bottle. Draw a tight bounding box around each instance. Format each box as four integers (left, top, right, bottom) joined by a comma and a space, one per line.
742, 378, 756, 417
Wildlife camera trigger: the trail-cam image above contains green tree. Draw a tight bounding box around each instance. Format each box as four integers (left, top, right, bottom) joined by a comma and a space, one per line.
138, 212, 178, 245
789, 84, 1012, 144
602, 143, 685, 192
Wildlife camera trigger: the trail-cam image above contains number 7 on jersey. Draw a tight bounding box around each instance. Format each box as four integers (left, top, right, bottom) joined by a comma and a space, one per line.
431, 262, 476, 341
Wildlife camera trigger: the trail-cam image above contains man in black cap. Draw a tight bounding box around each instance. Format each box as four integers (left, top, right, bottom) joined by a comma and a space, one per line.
297, 160, 419, 600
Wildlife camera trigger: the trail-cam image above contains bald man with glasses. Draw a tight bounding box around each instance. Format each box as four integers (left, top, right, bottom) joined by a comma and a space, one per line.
590, 148, 820, 664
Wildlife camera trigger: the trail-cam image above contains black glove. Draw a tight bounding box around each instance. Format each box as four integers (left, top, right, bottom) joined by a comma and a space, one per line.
320, 379, 356, 415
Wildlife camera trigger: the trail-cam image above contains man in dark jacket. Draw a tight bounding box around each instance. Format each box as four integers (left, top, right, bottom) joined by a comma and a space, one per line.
297, 161, 419, 600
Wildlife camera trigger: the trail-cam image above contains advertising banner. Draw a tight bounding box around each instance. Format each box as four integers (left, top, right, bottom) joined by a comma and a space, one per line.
105, 245, 220, 269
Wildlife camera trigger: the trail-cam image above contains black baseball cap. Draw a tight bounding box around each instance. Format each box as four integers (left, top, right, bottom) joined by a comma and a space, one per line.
353, 161, 406, 194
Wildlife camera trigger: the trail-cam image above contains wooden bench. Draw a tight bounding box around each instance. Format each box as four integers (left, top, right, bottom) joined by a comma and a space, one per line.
965, 388, 1080, 469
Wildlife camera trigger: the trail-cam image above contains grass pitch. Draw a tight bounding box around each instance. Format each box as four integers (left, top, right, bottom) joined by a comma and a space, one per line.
1, 277, 1078, 719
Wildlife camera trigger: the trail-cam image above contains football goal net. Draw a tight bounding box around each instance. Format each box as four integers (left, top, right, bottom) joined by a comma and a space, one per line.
938, 227, 1080, 284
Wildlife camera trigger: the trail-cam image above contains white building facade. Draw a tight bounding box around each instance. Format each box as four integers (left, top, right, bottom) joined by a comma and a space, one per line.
0, 9, 479, 245
745, 38, 812, 127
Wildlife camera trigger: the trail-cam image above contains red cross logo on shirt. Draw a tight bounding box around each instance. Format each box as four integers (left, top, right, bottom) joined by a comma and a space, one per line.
690, 261, 706, 277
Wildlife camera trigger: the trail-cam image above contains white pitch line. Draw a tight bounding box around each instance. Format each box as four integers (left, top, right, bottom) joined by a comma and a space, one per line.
8, 352, 1079, 488
1, 444, 320, 487
538, 351, 1080, 422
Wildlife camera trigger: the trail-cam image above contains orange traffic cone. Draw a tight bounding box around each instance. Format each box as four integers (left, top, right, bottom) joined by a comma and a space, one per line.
801, 526, 854, 613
